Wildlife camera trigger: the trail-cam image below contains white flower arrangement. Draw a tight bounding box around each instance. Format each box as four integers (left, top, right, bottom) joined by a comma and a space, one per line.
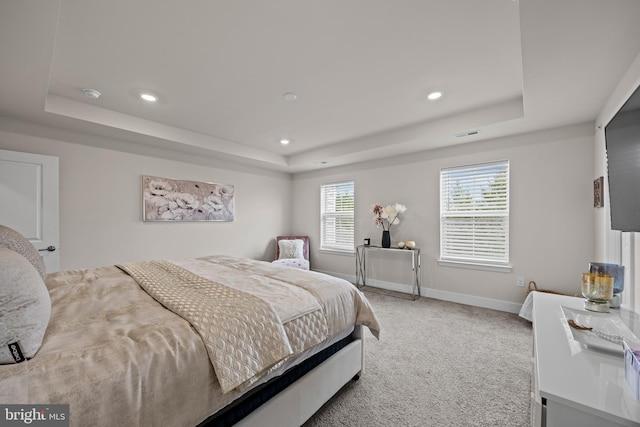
371, 202, 407, 231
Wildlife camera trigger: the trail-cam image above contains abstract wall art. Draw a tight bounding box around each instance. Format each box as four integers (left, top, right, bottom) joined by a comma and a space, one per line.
142, 175, 235, 221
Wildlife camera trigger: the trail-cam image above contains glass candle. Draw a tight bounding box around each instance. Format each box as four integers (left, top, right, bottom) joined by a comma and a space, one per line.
581, 273, 614, 312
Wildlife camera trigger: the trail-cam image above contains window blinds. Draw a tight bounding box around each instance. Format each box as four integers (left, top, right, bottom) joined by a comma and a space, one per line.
440, 161, 509, 265
320, 181, 355, 252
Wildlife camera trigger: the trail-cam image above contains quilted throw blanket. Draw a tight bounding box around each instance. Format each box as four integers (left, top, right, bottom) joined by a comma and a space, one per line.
117, 259, 329, 393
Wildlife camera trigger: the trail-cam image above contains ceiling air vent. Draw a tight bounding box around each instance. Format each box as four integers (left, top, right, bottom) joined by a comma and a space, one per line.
455, 130, 479, 138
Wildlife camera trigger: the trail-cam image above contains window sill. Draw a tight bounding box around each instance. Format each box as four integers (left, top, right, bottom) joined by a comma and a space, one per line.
319, 248, 355, 257
437, 259, 512, 273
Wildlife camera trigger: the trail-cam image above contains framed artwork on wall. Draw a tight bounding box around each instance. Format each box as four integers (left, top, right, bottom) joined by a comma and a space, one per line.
142, 175, 235, 221
593, 176, 604, 208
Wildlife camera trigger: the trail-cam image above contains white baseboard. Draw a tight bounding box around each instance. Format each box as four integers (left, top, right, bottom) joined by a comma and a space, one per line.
424, 287, 522, 314
314, 269, 523, 314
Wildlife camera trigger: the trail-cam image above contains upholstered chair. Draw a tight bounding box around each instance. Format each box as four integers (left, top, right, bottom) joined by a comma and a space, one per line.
271, 236, 310, 270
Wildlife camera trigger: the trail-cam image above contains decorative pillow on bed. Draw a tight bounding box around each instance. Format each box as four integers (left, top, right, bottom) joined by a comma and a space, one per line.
0, 247, 51, 364
0, 224, 47, 279
278, 239, 305, 260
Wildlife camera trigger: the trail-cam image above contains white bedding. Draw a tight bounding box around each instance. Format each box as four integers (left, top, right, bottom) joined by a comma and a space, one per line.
0, 255, 380, 427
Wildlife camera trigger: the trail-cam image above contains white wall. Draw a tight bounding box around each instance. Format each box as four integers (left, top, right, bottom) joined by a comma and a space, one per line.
0, 117, 600, 313
0, 121, 292, 270
595, 50, 640, 312
292, 123, 595, 312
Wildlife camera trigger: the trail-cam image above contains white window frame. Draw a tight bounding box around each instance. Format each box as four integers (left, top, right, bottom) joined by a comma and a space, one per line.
439, 160, 511, 272
320, 180, 355, 254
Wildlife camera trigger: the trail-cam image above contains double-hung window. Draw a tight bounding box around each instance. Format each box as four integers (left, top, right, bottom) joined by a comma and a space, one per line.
320, 181, 355, 253
440, 160, 510, 269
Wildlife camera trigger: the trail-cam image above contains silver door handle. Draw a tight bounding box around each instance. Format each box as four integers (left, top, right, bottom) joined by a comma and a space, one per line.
38, 246, 56, 252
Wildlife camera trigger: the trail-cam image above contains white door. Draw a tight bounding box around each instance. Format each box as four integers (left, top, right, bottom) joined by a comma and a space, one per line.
0, 149, 60, 272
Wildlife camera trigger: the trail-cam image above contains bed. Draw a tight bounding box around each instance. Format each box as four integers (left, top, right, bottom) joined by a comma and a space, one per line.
0, 226, 380, 427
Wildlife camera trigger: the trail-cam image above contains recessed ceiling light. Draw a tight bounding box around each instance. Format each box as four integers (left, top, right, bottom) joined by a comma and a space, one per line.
280, 139, 291, 145
283, 92, 297, 101
82, 88, 101, 99
140, 93, 158, 102
427, 91, 443, 101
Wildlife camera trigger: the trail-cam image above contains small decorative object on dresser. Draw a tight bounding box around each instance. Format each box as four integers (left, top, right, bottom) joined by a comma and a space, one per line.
397, 241, 405, 249
405, 240, 416, 249
371, 202, 407, 248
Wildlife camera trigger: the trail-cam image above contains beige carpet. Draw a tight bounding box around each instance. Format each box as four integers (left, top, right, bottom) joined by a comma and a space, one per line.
303, 290, 532, 427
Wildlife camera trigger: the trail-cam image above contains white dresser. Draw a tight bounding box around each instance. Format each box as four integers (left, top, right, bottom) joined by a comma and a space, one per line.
531, 292, 640, 426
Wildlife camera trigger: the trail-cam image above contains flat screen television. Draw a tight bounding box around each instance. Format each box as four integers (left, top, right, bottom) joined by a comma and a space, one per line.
604, 84, 640, 232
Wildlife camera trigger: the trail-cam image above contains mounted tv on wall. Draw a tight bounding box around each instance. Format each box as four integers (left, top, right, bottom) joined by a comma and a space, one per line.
604, 84, 640, 232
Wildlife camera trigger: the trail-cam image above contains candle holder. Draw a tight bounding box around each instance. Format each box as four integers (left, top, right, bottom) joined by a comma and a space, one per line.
581, 273, 614, 313
589, 262, 625, 308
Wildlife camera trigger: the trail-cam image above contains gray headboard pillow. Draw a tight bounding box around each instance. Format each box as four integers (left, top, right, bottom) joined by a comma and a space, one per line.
0, 224, 47, 279
0, 247, 51, 364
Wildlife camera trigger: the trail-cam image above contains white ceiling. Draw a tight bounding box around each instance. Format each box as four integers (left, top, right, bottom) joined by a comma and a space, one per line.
1, 0, 640, 173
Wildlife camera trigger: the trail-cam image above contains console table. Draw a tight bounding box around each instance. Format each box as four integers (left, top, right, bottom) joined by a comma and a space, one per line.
355, 245, 421, 300
531, 292, 640, 426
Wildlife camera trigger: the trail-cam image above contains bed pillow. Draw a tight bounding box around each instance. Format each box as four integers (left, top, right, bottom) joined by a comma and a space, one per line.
0, 224, 47, 279
278, 239, 305, 260
0, 247, 51, 364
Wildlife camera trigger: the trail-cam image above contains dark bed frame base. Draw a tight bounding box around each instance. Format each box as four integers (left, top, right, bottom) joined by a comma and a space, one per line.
198, 334, 355, 427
